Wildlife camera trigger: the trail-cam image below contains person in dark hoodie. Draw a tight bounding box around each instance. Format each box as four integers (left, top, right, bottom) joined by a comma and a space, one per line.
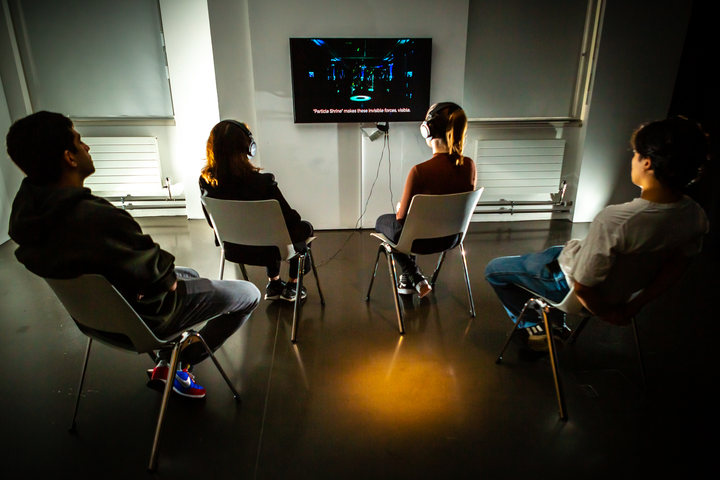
6, 111, 260, 398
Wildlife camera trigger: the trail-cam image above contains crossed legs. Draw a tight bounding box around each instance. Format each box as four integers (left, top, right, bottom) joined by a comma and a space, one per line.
154, 267, 261, 365
484, 246, 570, 328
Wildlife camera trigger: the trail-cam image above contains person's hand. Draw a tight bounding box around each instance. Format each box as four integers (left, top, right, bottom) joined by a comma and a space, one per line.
137, 280, 177, 301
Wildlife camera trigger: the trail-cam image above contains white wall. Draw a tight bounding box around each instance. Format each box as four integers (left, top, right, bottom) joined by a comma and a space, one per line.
573, 0, 692, 222
208, 0, 469, 229
0, 73, 23, 244
463, 0, 588, 118
159, 0, 220, 219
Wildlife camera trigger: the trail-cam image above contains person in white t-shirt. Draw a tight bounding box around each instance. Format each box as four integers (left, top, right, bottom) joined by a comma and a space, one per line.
485, 117, 709, 355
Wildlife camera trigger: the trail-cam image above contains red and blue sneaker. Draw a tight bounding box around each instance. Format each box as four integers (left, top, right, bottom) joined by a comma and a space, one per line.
173, 369, 206, 399
146, 362, 170, 392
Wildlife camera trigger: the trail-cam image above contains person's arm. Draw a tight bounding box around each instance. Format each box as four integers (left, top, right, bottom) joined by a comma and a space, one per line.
94, 203, 177, 299
266, 179, 302, 228
469, 158, 477, 190
396, 167, 419, 222
574, 250, 692, 325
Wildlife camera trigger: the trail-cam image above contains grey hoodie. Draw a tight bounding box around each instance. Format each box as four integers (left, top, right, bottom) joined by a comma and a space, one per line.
9, 178, 178, 329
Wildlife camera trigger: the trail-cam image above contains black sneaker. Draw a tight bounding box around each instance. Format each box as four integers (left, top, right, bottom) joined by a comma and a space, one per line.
265, 279, 286, 300
397, 274, 413, 295
281, 282, 307, 302
409, 273, 432, 298
526, 323, 572, 352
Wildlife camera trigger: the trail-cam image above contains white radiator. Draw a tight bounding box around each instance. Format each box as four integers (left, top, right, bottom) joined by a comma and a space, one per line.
474, 139, 565, 221
83, 137, 185, 217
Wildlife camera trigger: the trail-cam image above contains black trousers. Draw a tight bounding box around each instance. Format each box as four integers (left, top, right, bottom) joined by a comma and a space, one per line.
374, 214, 421, 277
375, 213, 462, 278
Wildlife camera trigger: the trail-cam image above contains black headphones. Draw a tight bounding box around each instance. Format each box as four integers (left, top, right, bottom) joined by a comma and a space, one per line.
223, 119, 257, 158
420, 102, 462, 140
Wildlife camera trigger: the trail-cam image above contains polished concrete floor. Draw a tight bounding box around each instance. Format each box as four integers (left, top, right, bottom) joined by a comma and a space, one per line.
0, 218, 714, 478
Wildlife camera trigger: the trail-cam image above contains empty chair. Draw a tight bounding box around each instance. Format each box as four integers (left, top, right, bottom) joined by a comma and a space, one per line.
44, 274, 240, 472
366, 188, 483, 334
200, 196, 325, 342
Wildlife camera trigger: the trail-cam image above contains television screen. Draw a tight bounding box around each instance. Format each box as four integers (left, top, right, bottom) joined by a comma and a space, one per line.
289, 38, 432, 124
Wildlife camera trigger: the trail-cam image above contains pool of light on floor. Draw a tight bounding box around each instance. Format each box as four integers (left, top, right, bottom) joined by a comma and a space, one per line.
341, 339, 461, 426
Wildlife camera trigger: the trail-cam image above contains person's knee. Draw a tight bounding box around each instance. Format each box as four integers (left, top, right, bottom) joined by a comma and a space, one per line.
242, 282, 261, 310
216, 280, 261, 315
484, 257, 504, 280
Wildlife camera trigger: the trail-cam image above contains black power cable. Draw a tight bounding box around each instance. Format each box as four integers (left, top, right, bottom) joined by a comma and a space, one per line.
316, 123, 393, 268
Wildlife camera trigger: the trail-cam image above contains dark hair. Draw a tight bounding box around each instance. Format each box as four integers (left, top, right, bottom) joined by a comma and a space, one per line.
631, 116, 709, 190
428, 104, 468, 165
201, 120, 260, 187
6, 111, 76, 185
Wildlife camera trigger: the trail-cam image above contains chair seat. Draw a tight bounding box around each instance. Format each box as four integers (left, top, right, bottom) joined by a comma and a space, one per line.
370, 232, 392, 245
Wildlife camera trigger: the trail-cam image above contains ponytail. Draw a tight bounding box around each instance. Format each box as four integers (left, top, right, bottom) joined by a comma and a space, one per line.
446, 108, 467, 166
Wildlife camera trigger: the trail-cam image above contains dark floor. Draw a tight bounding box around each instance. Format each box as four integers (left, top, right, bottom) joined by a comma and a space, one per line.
0, 219, 714, 479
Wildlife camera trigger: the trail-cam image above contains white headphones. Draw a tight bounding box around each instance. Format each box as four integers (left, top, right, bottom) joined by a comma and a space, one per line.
224, 120, 257, 158
420, 102, 462, 140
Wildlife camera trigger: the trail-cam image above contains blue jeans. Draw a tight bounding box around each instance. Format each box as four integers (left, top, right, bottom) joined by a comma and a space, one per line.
484, 246, 570, 328
154, 267, 261, 365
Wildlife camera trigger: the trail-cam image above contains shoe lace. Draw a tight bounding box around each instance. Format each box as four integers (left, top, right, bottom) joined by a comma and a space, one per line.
176, 368, 196, 384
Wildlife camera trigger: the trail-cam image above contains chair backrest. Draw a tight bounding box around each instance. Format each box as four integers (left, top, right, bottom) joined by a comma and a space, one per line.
44, 275, 167, 354
394, 188, 484, 254
200, 196, 297, 260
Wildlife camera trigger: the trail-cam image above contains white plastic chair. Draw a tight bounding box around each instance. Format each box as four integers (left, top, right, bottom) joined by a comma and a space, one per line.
200, 196, 325, 342
496, 287, 646, 420
366, 189, 484, 334
44, 274, 240, 472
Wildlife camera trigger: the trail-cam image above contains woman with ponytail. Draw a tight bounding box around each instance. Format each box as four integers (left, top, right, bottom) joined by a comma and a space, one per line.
375, 102, 477, 297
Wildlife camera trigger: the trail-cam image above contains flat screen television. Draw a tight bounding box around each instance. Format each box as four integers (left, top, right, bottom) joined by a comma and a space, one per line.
289, 38, 432, 124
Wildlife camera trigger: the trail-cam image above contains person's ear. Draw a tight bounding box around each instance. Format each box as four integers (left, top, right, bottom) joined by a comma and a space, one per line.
63, 149, 78, 168
641, 156, 652, 171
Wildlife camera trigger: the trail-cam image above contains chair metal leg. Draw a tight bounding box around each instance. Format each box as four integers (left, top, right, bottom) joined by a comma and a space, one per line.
291, 254, 305, 343
630, 316, 647, 391
386, 247, 405, 335
495, 314, 522, 363
496, 300, 566, 419
366, 245, 384, 300
459, 243, 476, 317
568, 316, 591, 344
218, 250, 226, 280
191, 333, 241, 401
238, 264, 249, 281
429, 251, 447, 288
149, 340, 181, 472
307, 247, 325, 305
543, 306, 567, 420
69, 337, 93, 432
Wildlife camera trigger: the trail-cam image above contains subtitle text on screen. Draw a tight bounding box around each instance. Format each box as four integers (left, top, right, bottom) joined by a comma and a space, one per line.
312, 108, 411, 114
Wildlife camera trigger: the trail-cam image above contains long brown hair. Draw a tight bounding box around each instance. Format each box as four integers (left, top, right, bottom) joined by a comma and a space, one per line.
430, 104, 468, 165
201, 120, 260, 187
445, 108, 467, 165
